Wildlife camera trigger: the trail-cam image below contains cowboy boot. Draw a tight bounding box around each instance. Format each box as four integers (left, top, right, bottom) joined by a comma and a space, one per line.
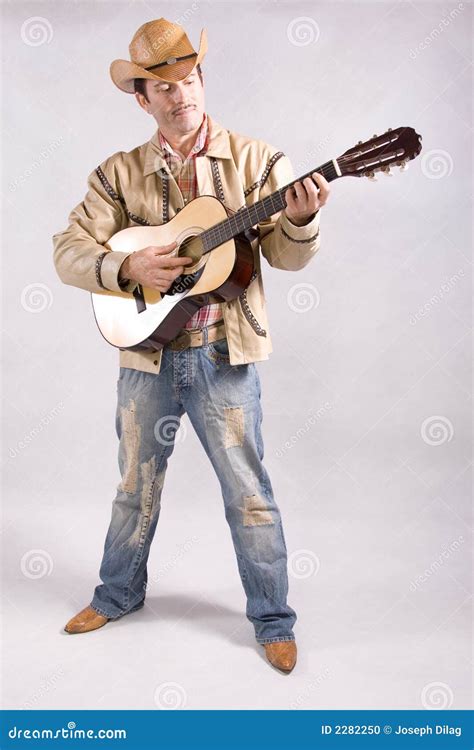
64, 605, 109, 634
264, 640, 297, 672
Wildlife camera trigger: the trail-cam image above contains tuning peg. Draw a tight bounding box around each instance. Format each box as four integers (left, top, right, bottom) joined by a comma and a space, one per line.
388, 127, 392, 131
399, 161, 408, 171
373, 134, 377, 138
367, 171, 377, 181
357, 140, 363, 145
381, 165, 393, 176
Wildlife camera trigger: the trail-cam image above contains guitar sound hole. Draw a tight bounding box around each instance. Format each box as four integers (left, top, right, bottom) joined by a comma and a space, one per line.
162, 234, 205, 296
177, 235, 203, 266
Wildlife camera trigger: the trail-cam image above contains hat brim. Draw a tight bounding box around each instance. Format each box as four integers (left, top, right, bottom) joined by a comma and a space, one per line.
110, 28, 207, 94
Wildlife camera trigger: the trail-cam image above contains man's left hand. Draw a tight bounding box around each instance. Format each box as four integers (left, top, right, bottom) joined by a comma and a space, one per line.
284, 171, 330, 226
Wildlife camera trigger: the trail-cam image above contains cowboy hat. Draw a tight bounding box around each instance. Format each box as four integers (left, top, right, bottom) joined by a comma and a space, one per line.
110, 18, 207, 94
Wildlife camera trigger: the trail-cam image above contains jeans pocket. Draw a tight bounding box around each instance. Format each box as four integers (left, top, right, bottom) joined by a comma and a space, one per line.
207, 337, 231, 364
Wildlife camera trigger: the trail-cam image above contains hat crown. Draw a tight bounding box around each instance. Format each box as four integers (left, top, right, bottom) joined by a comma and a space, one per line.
129, 18, 194, 67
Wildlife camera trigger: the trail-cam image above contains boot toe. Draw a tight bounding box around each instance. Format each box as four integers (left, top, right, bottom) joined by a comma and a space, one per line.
264, 641, 297, 672
64, 605, 109, 634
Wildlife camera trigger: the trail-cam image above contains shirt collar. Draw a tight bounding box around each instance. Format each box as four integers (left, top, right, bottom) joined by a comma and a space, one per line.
143, 113, 232, 176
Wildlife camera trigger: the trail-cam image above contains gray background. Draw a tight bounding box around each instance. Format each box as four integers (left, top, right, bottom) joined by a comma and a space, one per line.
2, 0, 472, 710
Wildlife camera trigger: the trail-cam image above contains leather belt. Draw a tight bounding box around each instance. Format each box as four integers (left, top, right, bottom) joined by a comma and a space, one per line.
165, 320, 227, 352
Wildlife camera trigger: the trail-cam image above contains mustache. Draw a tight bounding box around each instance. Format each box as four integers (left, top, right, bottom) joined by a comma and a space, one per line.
173, 104, 196, 114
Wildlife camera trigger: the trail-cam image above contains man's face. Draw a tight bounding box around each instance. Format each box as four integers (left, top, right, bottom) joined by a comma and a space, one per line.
136, 70, 205, 135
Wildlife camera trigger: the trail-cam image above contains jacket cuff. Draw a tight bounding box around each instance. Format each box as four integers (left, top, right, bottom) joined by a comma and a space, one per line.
99, 251, 136, 293
279, 209, 320, 243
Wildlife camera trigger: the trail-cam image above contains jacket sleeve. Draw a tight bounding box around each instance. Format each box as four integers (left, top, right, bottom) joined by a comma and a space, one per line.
257, 151, 321, 272
52, 154, 138, 294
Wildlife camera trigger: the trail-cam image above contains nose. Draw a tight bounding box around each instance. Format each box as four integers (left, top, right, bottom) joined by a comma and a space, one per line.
172, 82, 189, 106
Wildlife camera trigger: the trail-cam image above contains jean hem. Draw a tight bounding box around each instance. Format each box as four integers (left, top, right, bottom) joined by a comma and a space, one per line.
89, 601, 144, 620
256, 635, 296, 645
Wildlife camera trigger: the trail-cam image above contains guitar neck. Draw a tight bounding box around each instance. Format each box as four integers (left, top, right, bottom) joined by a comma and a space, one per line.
202, 158, 341, 252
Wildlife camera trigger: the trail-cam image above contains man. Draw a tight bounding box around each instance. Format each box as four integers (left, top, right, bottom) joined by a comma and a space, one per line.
53, 18, 330, 673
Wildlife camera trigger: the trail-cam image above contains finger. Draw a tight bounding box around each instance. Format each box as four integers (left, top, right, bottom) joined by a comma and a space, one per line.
292, 181, 308, 202
285, 187, 298, 212
303, 176, 319, 198
153, 242, 178, 254
158, 256, 193, 267
311, 171, 330, 188
311, 172, 330, 199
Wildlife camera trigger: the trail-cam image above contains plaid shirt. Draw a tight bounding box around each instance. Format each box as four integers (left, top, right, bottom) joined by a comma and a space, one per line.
158, 113, 223, 330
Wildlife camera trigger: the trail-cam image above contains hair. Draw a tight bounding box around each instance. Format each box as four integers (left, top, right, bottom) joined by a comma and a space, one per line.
134, 63, 203, 101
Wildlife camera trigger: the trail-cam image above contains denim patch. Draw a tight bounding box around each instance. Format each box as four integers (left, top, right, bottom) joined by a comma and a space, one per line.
224, 406, 244, 448
241, 493, 274, 526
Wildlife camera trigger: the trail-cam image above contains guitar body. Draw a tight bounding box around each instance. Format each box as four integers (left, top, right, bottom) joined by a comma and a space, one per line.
91, 195, 254, 352
90, 126, 422, 354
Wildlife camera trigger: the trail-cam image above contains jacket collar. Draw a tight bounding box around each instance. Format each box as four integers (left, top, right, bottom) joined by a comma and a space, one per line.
143, 113, 231, 176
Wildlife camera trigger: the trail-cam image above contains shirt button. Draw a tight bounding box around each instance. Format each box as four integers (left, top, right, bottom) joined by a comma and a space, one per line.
153, 360, 158, 365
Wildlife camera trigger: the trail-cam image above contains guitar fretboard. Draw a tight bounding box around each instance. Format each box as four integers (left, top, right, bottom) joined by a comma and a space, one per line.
202, 159, 339, 252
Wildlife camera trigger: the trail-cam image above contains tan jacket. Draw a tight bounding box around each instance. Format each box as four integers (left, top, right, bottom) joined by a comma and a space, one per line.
52, 114, 321, 374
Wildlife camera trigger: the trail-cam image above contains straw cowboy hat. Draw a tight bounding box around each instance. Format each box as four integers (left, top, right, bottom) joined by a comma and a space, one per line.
110, 18, 208, 94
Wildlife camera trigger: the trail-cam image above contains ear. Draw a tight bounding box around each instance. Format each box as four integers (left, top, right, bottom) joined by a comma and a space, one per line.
134, 91, 149, 112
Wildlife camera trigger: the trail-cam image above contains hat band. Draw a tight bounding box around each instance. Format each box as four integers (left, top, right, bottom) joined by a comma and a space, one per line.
145, 52, 197, 71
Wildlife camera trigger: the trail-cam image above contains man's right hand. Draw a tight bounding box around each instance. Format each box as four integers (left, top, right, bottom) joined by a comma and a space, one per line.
119, 242, 194, 293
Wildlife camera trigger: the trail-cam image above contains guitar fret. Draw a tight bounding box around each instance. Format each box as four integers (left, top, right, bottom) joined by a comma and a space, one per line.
201, 159, 338, 252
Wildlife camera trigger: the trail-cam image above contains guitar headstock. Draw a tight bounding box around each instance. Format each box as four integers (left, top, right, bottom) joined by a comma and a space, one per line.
337, 127, 422, 180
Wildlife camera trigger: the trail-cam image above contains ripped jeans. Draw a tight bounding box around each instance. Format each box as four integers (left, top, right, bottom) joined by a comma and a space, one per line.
90, 334, 297, 644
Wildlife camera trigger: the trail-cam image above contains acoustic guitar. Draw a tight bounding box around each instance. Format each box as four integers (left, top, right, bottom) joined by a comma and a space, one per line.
91, 126, 422, 352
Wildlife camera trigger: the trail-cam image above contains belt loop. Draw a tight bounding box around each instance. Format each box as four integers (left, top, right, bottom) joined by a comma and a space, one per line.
202, 326, 209, 346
